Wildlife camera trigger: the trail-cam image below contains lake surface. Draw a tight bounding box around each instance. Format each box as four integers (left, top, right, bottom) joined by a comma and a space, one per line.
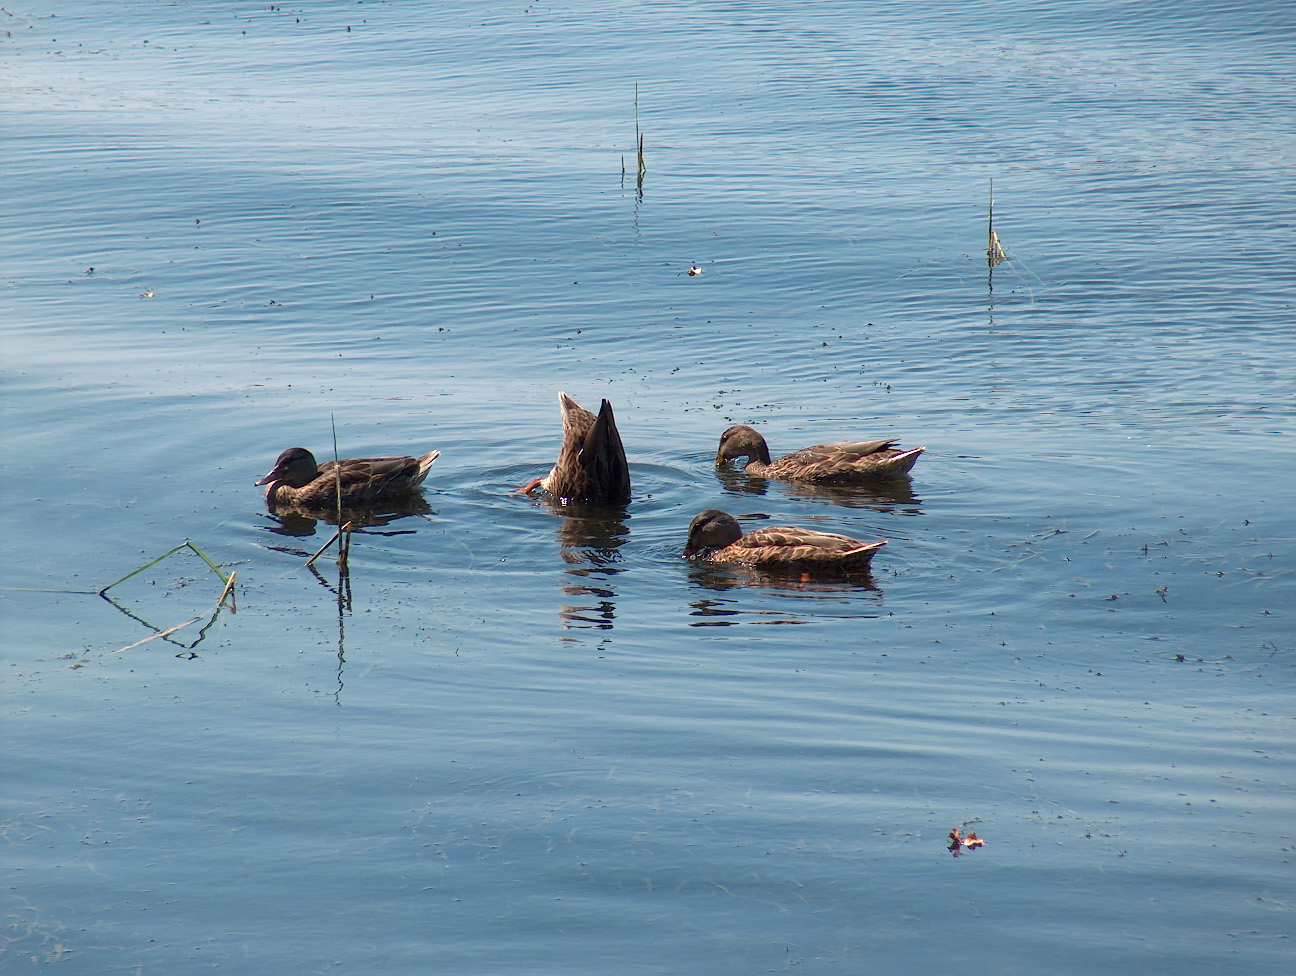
3, 1, 1293, 972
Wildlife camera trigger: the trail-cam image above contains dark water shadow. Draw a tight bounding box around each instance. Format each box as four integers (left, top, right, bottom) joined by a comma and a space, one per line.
537, 499, 630, 635
716, 468, 924, 514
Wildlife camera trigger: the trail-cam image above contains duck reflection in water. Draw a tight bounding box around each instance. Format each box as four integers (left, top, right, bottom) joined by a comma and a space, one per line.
686, 577, 886, 627
547, 499, 630, 633
718, 465, 923, 514
262, 493, 435, 538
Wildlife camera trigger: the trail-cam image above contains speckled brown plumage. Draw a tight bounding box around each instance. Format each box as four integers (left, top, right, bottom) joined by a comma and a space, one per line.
715, 424, 923, 482
682, 509, 885, 570
256, 446, 440, 509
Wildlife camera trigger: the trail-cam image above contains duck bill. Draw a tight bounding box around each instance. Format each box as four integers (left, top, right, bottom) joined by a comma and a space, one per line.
254, 470, 278, 486
714, 452, 726, 468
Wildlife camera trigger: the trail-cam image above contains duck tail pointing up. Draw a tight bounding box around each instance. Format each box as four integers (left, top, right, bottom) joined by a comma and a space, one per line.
416, 450, 441, 480
889, 446, 925, 474
583, 399, 631, 504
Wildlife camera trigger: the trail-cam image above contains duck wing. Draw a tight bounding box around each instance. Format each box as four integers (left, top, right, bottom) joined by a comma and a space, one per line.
318, 456, 428, 498
731, 525, 886, 566
771, 439, 922, 481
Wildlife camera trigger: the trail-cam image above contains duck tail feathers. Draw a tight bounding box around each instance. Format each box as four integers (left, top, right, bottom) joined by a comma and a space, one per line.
416, 450, 441, 480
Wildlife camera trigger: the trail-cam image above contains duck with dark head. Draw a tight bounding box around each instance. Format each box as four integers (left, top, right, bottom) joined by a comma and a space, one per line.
683, 509, 885, 571
716, 424, 923, 483
256, 446, 440, 510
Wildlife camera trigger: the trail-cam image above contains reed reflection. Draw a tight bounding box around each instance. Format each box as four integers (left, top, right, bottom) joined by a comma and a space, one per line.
258, 503, 433, 704
100, 590, 232, 654
255, 526, 352, 701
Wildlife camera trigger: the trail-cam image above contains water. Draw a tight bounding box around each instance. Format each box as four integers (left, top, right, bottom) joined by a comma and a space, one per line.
3, 1, 1293, 972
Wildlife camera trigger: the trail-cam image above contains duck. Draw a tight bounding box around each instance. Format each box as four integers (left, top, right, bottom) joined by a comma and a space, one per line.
682, 509, 885, 570
523, 392, 631, 504
256, 446, 440, 509
715, 424, 924, 482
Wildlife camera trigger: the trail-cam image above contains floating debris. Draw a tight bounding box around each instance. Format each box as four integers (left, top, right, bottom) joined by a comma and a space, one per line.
948, 826, 986, 856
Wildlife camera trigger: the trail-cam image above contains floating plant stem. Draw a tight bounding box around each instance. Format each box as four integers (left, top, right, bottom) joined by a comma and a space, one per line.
98, 540, 230, 596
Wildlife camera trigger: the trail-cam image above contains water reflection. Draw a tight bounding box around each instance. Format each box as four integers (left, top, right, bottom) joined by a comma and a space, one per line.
262, 495, 434, 538
687, 556, 884, 626
716, 468, 924, 514
543, 500, 629, 634
256, 527, 351, 700
686, 563, 885, 627
686, 562, 882, 595
258, 505, 435, 703
100, 590, 232, 654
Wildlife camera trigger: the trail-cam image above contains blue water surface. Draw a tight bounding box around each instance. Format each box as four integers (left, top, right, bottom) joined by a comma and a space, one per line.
2, 1, 1293, 973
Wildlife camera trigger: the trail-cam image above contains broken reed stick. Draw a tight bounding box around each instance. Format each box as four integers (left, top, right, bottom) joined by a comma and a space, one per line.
987, 179, 1006, 268
304, 521, 354, 571
325, 416, 353, 570
98, 540, 236, 655
217, 569, 237, 612
305, 528, 341, 568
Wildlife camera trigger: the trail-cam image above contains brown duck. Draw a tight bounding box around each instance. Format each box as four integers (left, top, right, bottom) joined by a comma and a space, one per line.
256, 446, 440, 509
715, 424, 924, 482
682, 509, 885, 570
523, 392, 631, 504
